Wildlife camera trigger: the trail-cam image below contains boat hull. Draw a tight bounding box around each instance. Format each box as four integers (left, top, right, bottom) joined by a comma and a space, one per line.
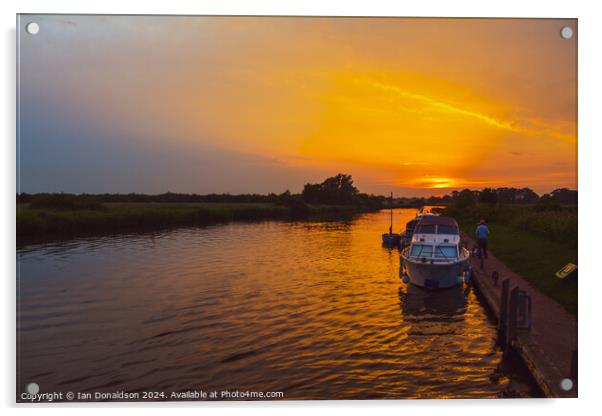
401, 258, 469, 289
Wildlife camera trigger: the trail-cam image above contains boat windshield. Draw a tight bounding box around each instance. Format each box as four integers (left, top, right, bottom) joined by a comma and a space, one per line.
435, 245, 457, 259
410, 244, 433, 258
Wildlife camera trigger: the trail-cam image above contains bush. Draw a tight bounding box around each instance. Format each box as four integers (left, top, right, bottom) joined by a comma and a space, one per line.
454, 189, 477, 209
535, 194, 561, 212
277, 192, 311, 216
478, 188, 498, 204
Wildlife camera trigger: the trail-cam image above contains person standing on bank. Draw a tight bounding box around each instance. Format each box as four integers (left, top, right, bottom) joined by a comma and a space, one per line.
476, 220, 490, 259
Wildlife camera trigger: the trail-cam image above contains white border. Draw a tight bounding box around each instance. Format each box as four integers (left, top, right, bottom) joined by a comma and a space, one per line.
3, 1, 601, 415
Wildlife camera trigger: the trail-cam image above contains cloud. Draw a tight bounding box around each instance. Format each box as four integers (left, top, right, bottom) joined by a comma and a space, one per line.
362, 79, 575, 143
363, 79, 518, 131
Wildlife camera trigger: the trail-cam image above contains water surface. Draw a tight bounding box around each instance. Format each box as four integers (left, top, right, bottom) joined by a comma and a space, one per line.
17, 208, 524, 399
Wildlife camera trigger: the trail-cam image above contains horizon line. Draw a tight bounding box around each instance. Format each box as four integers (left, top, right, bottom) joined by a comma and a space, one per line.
16, 186, 578, 200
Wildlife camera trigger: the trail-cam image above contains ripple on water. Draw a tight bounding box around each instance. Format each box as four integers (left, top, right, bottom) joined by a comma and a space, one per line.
17, 209, 525, 399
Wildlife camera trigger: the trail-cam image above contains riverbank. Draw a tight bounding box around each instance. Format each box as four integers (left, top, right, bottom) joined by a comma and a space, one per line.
464, 234, 577, 398
17, 202, 375, 246
444, 204, 577, 315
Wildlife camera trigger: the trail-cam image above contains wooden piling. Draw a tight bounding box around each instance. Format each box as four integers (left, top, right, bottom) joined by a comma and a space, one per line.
492, 271, 499, 286
507, 286, 519, 349
497, 278, 510, 348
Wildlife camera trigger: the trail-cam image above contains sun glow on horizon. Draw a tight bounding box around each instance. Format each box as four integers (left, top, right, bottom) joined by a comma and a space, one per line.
414, 177, 458, 189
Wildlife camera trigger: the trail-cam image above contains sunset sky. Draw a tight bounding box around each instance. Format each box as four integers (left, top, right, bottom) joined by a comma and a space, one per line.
18, 16, 577, 196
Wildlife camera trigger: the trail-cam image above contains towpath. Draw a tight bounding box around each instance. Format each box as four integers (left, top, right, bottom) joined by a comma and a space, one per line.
462, 233, 577, 398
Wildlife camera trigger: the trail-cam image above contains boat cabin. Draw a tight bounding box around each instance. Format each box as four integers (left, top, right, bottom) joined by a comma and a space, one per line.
407, 216, 461, 261
404, 218, 419, 238
414, 215, 459, 236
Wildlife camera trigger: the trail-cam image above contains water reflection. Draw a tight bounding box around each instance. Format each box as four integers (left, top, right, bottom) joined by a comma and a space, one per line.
17, 209, 530, 400
400, 284, 469, 319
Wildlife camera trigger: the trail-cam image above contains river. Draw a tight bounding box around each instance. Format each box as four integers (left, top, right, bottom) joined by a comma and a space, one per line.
17, 208, 536, 400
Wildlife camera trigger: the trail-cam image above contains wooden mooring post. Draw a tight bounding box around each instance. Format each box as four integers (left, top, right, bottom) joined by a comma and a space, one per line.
507, 286, 520, 349
491, 271, 499, 286
497, 278, 510, 348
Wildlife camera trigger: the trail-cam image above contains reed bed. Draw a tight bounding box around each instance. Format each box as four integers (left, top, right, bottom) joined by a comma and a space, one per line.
17, 201, 368, 245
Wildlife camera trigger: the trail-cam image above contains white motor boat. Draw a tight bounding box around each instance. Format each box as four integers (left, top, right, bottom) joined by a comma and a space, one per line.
401, 206, 440, 247
400, 215, 470, 289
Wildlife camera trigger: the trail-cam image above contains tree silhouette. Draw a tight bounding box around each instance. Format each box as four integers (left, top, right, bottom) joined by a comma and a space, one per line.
479, 188, 498, 204
302, 174, 359, 205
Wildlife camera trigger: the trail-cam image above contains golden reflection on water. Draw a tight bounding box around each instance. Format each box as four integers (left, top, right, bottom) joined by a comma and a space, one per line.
17, 208, 518, 399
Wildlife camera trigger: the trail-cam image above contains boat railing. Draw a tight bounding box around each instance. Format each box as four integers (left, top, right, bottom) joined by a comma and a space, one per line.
404, 256, 463, 265
402, 245, 469, 263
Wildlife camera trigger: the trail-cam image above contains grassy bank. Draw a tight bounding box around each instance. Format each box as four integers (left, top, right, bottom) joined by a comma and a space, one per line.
17, 202, 371, 246
445, 204, 577, 315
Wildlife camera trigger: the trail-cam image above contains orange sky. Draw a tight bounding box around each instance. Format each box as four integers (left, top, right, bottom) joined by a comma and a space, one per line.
19, 16, 577, 195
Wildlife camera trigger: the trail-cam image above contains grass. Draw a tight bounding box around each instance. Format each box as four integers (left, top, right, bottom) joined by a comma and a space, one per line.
446, 204, 577, 315
17, 202, 371, 245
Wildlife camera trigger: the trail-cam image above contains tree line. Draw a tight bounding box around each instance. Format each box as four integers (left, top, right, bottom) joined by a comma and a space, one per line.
447, 187, 577, 211
16, 174, 385, 212
16, 174, 577, 210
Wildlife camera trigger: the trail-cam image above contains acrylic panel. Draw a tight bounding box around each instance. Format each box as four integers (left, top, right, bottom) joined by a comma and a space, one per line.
16, 15, 577, 402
